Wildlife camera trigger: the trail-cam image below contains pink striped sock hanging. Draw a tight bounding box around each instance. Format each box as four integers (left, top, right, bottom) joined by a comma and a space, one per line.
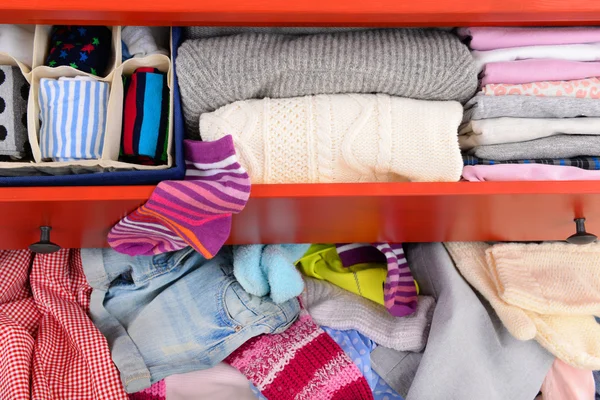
108, 135, 251, 258
336, 242, 418, 317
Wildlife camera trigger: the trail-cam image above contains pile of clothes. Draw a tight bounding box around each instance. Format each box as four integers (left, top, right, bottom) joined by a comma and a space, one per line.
459, 26, 600, 181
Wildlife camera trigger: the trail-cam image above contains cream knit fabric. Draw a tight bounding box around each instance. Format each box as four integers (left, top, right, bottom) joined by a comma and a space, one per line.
445, 242, 600, 369
302, 277, 435, 352
200, 94, 463, 183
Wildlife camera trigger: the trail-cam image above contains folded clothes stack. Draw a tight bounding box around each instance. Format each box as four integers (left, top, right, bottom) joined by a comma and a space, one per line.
458, 27, 600, 181
177, 28, 478, 183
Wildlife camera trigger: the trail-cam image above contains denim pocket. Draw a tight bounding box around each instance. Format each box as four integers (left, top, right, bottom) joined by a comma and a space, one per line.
222, 279, 297, 332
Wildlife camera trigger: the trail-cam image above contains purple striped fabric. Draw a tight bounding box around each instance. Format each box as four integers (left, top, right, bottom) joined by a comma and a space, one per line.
336, 243, 418, 317
108, 135, 251, 258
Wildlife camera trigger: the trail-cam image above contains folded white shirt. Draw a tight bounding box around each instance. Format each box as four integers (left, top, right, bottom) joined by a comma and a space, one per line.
458, 117, 600, 150
472, 42, 600, 71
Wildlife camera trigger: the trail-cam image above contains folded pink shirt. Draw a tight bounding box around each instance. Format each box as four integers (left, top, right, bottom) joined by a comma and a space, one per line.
462, 164, 600, 182
482, 59, 600, 85
458, 27, 600, 50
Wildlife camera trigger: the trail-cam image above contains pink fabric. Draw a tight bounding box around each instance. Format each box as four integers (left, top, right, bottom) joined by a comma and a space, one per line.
165, 364, 257, 400
458, 27, 600, 51
539, 359, 594, 400
462, 164, 600, 182
482, 77, 600, 98
482, 59, 600, 85
129, 381, 166, 400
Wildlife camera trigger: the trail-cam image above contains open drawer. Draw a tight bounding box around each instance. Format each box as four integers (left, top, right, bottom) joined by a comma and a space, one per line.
4, 181, 600, 250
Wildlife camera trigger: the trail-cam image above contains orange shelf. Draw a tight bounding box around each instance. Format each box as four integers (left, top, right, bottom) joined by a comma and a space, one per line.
1, 181, 599, 249
3, 0, 600, 26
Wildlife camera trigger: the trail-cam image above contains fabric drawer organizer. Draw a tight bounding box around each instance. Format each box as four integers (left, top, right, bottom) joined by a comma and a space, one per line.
0, 26, 185, 186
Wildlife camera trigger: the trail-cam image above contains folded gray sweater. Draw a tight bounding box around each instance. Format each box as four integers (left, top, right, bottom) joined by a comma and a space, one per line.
176, 29, 477, 138
464, 94, 600, 123
469, 134, 600, 161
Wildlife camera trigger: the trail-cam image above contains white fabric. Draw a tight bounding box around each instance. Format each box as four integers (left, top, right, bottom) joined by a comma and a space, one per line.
458, 117, 600, 150
200, 94, 463, 183
0, 24, 34, 67
472, 42, 600, 71
122, 26, 169, 58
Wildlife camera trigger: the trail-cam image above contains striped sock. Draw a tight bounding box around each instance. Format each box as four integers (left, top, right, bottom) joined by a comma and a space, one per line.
108, 135, 251, 258
336, 242, 418, 317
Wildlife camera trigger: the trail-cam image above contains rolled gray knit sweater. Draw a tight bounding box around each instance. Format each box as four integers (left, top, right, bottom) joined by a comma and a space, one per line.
177, 29, 478, 138
468, 134, 600, 161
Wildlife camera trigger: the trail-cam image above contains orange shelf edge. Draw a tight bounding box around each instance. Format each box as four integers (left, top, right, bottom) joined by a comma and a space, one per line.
4, 0, 600, 26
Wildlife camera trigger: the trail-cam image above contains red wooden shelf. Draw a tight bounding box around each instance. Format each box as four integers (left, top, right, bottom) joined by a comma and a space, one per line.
2, 0, 600, 26
1, 181, 599, 249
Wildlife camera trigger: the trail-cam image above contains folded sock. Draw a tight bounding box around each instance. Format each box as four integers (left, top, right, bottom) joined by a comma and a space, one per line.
0, 66, 28, 158
303, 277, 435, 352
463, 155, 600, 170
121, 67, 169, 164
0, 25, 34, 67
121, 26, 168, 59
225, 310, 374, 400
469, 135, 600, 161
108, 136, 251, 258
39, 77, 109, 161
45, 25, 112, 76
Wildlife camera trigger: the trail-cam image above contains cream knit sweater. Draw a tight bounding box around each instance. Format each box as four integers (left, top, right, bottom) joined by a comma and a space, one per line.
200, 94, 463, 184
445, 241, 600, 370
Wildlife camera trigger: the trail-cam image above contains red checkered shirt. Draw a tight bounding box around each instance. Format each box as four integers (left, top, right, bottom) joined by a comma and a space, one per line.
0, 249, 127, 399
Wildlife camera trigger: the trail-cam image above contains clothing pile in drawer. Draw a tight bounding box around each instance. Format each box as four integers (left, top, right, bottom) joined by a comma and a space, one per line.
3, 240, 599, 400
176, 27, 479, 184
0, 24, 184, 186
459, 26, 600, 181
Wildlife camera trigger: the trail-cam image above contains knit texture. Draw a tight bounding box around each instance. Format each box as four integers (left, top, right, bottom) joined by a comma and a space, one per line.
177, 29, 477, 138
225, 310, 374, 400
445, 242, 600, 369
128, 380, 166, 400
200, 94, 463, 183
303, 277, 435, 352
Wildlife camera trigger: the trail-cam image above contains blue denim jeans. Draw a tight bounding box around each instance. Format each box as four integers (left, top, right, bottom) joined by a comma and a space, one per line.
81, 247, 300, 393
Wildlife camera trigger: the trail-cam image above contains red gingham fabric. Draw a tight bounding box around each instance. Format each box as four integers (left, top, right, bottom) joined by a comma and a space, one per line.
0, 249, 127, 400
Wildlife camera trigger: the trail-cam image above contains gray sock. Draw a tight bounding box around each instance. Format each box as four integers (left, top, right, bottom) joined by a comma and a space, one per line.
0, 66, 28, 159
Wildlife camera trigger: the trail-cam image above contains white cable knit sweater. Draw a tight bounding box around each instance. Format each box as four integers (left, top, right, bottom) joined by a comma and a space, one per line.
200, 94, 463, 183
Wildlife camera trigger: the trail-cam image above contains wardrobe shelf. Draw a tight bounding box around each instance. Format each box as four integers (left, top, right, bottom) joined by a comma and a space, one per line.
2, 181, 600, 249
3, 0, 600, 26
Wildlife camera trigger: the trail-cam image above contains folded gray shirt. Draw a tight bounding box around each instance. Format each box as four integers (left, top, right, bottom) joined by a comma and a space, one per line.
371, 243, 553, 400
468, 134, 600, 161
176, 29, 477, 138
464, 94, 600, 123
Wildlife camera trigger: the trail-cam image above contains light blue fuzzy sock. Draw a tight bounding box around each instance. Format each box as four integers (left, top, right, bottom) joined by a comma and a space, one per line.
233, 245, 270, 297
261, 244, 310, 304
